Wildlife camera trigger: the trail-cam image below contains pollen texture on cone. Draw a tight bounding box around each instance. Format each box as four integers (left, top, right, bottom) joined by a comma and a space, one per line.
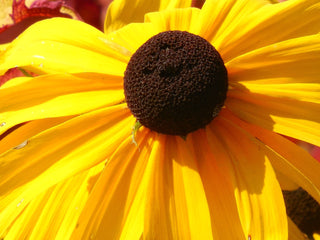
124, 31, 228, 136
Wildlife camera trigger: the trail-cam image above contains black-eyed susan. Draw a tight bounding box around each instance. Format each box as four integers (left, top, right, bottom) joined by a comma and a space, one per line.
1, 0, 320, 239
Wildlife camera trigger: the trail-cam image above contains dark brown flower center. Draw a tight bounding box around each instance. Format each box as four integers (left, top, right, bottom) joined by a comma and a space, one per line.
124, 31, 228, 136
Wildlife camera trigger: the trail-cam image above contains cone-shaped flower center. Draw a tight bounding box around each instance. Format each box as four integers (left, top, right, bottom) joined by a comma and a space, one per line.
124, 31, 228, 136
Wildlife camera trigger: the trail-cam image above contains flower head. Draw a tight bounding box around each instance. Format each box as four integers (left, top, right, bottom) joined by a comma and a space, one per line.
1, 0, 320, 239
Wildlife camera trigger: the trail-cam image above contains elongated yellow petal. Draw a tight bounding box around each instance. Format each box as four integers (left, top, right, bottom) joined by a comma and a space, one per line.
0, 117, 73, 154
191, 129, 246, 239
226, 90, 320, 146
143, 134, 180, 240
106, 23, 159, 56
194, 0, 268, 48
104, 0, 192, 34
274, 170, 300, 191
232, 82, 320, 104
314, 233, 320, 240
0, 105, 133, 231
145, 8, 200, 33
1, 183, 52, 239
144, 131, 244, 239
169, 136, 213, 240
72, 129, 152, 240
221, 109, 320, 205
227, 34, 320, 86
0, 18, 128, 75
210, 116, 288, 240
218, 0, 320, 61
0, 73, 124, 134
0, 43, 9, 52
1, 163, 104, 240
288, 217, 307, 240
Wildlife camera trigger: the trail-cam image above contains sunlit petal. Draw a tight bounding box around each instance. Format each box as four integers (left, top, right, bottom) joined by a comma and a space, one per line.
104, 0, 192, 34
0, 72, 124, 134
210, 117, 288, 239
145, 8, 201, 33
219, 0, 320, 61
221, 109, 320, 205
0, 105, 133, 230
0, 18, 128, 75
226, 90, 320, 146
195, 0, 268, 47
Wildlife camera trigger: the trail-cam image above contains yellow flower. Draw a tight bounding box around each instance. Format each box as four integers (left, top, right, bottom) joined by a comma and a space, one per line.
1, 0, 320, 239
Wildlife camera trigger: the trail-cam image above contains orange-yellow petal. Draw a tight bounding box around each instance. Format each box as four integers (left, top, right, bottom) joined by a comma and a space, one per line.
191, 130, 246, 239
288, 217, 307, 240
1, 162, 104, 240
221, 109, 320, 205
0, 18, 128, 75
106, 22, 159, 56
0, 105, 133, 234
218, 0, 320, 61
227, 33, 320, 85
168, 136, 213, 239
0, 72, 124, 134
72, 129, 153, 240
210, 116, 288, 239
143, 134, 181, 240
145, 7, 200, 33
104, 0, 192, 34
0, 116, 73, 154
314, 233, 320, 240
226, 90, 320, 147
195, 0, 268, 48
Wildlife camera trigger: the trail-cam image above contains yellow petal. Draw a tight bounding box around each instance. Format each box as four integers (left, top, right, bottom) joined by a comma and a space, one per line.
72, 129, 153, 240
191, 129, 246, 239
210, 116, 288, 240
194, 0, 268, 47
314, 233, 320, 240
143, 134, 177, 239
274, 170, 300, 191
221, 109, 320, 205
104, 0, 192, 34
106, 23, 159, 56
218, 0, 320, 61
288, 217, 309, 240
0, 105, 133, 229
145, 133, 224, 239
1, 162, 104, 240
145, 7, 201, 33
169, 136, 213, 239
228, 34, 320, 104
0, 43, 9, 52
0, 18, 128, 75
227, 33, 320, 84
232, 82, 320, 104
226, 90, 320, 147
0, 116, 73, 154
0, 72, 124, 134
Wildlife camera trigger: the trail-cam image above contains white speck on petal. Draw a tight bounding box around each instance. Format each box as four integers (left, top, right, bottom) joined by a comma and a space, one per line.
17, 199, 24, 207
14, 140, 28, 150
0, 122, 6, 127
98, 37, 131, 57
33, 55, 45, 59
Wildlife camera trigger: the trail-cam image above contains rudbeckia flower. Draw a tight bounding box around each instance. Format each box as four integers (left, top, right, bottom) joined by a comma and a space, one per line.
1, 0, 320, 239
